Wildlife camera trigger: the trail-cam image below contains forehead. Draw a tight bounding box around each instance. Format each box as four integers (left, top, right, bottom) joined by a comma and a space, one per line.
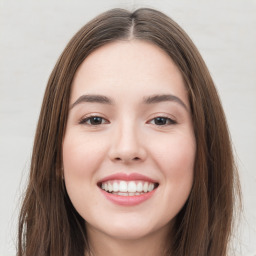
71, 40, 187, 105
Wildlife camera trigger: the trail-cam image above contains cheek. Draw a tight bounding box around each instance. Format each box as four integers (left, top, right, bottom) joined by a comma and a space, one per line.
152, 133, 195, 223
152, 131, 196, 175
62, 132, 108, 217
151, 131, 196, 204
62, 132, 107, 178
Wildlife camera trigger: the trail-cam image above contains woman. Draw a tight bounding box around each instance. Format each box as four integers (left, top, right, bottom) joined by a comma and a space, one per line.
18, 8, 240, 256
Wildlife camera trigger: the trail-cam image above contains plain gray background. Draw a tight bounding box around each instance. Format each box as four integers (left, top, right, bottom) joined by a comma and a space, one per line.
0, 0, 255, 255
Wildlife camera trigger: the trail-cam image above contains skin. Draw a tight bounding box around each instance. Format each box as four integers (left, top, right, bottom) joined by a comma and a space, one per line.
62, 40, 196, 256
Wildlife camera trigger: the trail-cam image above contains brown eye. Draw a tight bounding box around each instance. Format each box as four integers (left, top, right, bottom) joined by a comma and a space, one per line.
80, 116, 109, 125
150, 117, 176, 126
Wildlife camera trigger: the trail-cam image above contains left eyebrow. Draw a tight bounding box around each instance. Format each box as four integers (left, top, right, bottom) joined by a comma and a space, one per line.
143, 94, 189, 111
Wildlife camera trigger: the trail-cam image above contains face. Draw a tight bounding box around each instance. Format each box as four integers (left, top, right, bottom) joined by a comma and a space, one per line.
63, 40, 196, 241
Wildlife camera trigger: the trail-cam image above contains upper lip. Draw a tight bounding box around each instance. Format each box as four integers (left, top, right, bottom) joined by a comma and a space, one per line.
98, 172, 158, 184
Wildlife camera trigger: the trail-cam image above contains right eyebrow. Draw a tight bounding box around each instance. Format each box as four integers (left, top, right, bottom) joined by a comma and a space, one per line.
70, 94, 113, 109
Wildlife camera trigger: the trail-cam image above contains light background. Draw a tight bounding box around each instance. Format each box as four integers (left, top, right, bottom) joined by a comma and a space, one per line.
0, 0, 255, 255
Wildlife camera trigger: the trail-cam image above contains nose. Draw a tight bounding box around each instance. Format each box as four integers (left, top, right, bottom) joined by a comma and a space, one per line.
108, 122, 147, 164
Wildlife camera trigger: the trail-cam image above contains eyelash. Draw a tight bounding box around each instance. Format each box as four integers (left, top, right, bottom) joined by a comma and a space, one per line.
79, 115, 177, 127
147, 116, 177, 126
79, 115, 109, 126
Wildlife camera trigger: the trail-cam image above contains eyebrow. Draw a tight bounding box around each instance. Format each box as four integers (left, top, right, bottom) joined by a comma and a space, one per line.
70, 93, 188, 111
70, 94, 113, 109
143, 94, 188, 111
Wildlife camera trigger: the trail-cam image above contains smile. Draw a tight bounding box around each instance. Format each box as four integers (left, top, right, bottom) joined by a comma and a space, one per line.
100, 180, 158, 196
97, 173, 159, 206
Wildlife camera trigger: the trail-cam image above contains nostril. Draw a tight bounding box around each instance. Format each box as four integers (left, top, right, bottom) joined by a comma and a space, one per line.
114, 156, 141, 162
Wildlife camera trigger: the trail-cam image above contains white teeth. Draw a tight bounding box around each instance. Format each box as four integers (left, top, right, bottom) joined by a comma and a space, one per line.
137, 182, 143, 192
101, 180, 157, 195
119, 181, 128, 192
148, 183, 154, 192
127, 181, 137, 192
113, 182, 118, 192
108, 183, 113, 192
143, 182, 148, 192
113, 192, 145, 196
117, 192, 128, 196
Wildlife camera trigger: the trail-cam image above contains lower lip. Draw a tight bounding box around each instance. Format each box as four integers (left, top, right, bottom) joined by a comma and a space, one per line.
100, 188, 157, 206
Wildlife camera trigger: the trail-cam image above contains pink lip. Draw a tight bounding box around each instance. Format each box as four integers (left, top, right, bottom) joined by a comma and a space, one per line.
98, 172, 157, 183
98, 172, 158, 206
100, 188, 157, 206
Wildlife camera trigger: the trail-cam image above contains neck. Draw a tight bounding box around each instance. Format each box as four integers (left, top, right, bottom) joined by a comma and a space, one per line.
85, 224, 171, 256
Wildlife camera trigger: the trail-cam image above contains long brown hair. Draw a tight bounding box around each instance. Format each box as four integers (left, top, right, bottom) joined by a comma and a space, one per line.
18, 8, 240, 256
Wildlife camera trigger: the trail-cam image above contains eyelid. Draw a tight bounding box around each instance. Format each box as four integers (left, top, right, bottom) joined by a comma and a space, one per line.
146, 114, 177, 125
78, 113, 177, 126
78, 114, 110, 125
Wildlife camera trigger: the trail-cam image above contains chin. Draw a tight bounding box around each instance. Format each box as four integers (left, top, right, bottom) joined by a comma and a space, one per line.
90, 214, 169, 241
103, 225, 155, 240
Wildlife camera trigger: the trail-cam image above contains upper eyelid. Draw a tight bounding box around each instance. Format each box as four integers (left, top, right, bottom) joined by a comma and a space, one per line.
78, 113, 177, 123
79, 114, 109, 124
147, 113, 176, 121
148, 116, 177, 124
80, 113, 108, 119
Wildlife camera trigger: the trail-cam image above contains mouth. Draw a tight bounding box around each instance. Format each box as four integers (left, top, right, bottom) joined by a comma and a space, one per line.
98, 180, 159, 196
97, 173, 159, 205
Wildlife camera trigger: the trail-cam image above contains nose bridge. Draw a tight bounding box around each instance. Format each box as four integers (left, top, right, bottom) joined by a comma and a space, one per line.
109, 118, 146, 162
